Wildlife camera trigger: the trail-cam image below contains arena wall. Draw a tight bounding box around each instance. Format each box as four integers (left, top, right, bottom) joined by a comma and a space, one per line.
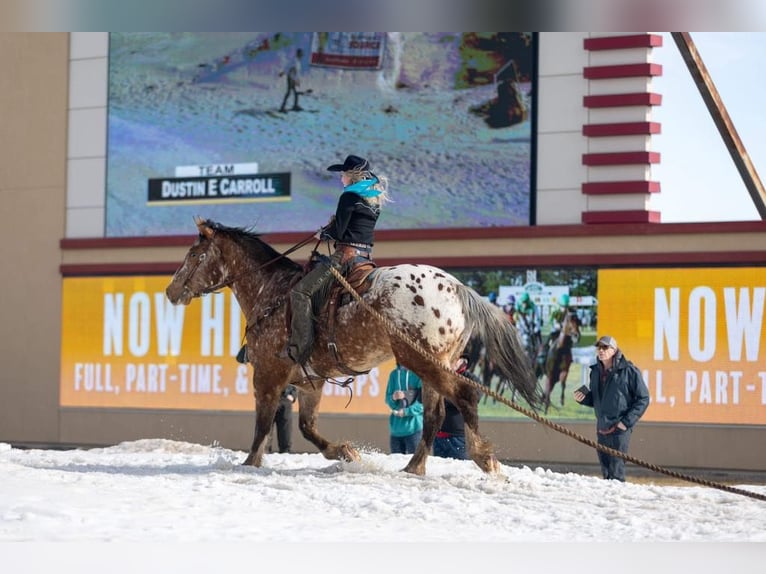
2, 32, 766, 475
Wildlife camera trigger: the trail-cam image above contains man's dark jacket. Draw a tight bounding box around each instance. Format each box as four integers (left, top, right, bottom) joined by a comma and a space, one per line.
581, 352, 650, 433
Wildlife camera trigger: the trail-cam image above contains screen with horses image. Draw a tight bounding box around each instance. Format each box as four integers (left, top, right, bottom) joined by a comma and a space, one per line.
59, 265, 766, 425
104, 32, 535, 237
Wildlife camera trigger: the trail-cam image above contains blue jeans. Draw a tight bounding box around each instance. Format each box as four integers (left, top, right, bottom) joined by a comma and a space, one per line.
597, 428, 632, 481
390, 431, 422, 454
433, 435, 468, 460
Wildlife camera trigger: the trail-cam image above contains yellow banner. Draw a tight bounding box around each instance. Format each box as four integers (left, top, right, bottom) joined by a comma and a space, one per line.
60, 277, 395, 413
598, 268, 766, 424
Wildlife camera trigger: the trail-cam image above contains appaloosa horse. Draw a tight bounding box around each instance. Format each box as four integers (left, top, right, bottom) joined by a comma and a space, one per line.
539, 310, 581, 414
166, 218, 541, 475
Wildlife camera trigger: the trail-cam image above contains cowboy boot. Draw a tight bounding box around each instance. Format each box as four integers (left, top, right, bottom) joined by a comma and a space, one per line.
281, 291, 314, 364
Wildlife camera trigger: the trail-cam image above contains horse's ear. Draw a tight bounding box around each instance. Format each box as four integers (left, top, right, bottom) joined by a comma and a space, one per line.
194, 216, 214, 239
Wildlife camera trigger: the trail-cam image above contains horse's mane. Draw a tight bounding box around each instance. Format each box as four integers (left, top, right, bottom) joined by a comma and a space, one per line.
206, 220, 303, 273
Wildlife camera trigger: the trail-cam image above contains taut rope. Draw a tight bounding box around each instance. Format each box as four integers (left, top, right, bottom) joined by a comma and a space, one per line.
328, 266, 766, 503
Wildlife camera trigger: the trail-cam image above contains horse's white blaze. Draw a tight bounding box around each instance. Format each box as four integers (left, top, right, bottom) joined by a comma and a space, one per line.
373, 264, 467, 352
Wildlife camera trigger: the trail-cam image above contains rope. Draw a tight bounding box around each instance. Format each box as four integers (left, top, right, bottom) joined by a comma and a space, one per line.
328, 266, 766, 503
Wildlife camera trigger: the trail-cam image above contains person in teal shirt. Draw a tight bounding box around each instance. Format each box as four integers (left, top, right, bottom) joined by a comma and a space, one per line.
385, 363, 424, 454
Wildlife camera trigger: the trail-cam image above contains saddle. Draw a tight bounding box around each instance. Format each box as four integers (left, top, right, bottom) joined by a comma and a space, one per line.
324, 261, 377, 375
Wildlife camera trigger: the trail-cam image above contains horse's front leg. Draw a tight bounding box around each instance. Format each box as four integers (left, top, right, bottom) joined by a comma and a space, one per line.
242, 373, 282, 467
297, 381, 360, 463
403, 383, 443, 476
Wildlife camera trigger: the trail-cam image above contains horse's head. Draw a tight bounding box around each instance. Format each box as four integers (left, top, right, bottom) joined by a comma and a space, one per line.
563, 310, 581, 338
165, 216, 226, 305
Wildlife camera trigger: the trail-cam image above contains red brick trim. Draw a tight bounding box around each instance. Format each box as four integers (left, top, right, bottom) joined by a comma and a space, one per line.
584, 63, 662, 79
582, 181, 660, 195
60, 249, 766, 277
583, 151, 660, 166
583, 93, 663, 108
582, 210, 662, 224
583, 122, 661, 137
584, 34, 663, 51
59, 221, 766, 250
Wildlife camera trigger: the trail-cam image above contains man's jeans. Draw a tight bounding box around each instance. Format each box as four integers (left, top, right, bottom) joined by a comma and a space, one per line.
390, 431, 422, 455
433, 435, 468, 460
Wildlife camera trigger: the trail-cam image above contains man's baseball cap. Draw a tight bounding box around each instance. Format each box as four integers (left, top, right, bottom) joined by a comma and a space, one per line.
327, 154, 370, 172
595, 335, 618, 349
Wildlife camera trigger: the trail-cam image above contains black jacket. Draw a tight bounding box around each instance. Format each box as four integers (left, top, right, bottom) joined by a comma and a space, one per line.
439, 367, 482, 436
439, 399, 465, 436
323, 192, 380, 246
582, 352, 650, 433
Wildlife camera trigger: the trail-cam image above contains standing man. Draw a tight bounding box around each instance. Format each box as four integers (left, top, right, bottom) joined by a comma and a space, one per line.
278, 47, 304, 113
270, 384, 298, 453
574, 335, 650, 481
385, 363, 423, 455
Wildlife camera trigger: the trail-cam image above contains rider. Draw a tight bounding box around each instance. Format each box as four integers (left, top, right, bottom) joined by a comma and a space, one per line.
547, 293, 573, 344
543, 292, 579, 373
502, 295, 516, 325
514, 292, 540, 338
514, 291, 542, 365
280, 154, 390, 366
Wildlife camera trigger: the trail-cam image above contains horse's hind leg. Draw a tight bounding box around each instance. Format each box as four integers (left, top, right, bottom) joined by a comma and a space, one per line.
464, 427, 499, 474
297, 381, 360, 463
458, 385, 499, 474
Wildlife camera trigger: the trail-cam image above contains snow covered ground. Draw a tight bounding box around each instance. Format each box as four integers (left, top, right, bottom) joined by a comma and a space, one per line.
2, 438, 765, 572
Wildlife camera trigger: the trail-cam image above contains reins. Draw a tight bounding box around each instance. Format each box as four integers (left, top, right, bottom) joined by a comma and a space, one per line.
201, 232, 319, 296
327, 265, 766, 503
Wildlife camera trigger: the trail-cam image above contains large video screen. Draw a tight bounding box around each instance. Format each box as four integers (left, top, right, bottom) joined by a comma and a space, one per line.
60, 265, 766, 425
105, 32, 536, 237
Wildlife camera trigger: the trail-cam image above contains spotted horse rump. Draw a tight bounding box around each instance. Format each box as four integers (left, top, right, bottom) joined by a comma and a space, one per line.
165, 218, 542, 476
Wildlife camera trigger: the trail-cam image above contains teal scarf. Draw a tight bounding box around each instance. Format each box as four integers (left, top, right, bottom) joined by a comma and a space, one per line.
343, 177, 381, 198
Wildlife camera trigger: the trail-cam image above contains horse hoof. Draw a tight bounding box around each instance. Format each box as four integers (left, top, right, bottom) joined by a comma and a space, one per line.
339, 443, 361, 463
403, 463, 425, 476
242, 453, 260, 466
475, 454, 500, 474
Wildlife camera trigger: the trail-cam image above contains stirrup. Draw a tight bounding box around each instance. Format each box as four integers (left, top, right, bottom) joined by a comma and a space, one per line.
236, 345, 248, 364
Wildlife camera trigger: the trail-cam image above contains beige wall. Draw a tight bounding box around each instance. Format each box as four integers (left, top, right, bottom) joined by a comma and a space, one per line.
0, 33, 68, 444
2, 33, 766, 476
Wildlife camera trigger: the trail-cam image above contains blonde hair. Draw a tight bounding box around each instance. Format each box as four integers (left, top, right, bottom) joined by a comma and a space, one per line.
345, 166, 392, 207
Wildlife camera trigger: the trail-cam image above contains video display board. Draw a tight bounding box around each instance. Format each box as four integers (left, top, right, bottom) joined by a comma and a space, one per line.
105, 32, 535, 237
60, 266, 766, 425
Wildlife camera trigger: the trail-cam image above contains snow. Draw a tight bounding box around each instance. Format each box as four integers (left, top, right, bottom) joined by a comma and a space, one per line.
1, 438, 764, 571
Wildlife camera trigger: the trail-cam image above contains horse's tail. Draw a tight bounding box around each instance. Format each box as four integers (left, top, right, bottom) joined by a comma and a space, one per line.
457, 285, 543, 410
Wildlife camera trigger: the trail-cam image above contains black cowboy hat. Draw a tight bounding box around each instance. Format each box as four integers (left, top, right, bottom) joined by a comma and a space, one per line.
327, 154, 370, 172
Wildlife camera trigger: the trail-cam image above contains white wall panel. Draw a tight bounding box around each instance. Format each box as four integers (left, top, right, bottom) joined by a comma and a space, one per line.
538, 32, 588, 77
587, 193, 651, 211
66, 207, 105, 238
586, 77, 653, 95
70, 32, 108, 60
67, 158, 105, 208
536, 189, 587, 224
586, 135, 652, 153
69, 58, 108, 109
586, 165, 652, 182
538, 75, 589, 134
536, 132, 587, 192
67, 108, 106, 159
